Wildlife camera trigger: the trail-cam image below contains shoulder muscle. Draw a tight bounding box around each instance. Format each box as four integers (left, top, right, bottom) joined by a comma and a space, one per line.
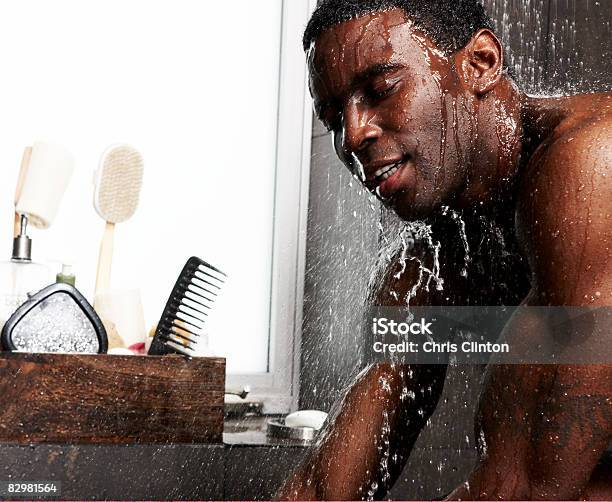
517, 114, 612, 305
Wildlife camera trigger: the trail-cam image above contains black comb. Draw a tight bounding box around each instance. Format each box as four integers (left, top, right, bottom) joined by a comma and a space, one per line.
148, 256, 226, 356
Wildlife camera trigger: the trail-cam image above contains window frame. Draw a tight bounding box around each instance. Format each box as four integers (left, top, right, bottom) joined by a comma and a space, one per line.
225, 0, 316, 414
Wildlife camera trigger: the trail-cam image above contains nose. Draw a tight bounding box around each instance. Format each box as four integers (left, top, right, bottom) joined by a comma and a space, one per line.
341, 99, 382, 156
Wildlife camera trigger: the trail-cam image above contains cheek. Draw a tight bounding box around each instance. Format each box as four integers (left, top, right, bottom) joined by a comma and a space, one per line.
384, 87, 444, 171
386, 83, 443, 136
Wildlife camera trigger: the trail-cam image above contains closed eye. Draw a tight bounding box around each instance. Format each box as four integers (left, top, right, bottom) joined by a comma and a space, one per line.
367, 78, 402, 102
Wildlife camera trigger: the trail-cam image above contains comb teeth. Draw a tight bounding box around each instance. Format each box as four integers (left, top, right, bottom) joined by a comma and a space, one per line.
148, 257, 226, 356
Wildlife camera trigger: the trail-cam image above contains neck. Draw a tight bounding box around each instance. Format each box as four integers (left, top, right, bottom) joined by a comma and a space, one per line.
457, 76, 525, 220
520, 94, 576, 152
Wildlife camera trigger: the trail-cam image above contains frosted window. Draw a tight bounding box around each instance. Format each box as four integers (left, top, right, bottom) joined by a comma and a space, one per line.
0, 0, 283, 373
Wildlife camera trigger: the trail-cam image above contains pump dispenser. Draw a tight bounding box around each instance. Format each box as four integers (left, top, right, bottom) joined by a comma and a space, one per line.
12, 215, 33, 261
0, 215, 53, 328
0, 141, 74, 330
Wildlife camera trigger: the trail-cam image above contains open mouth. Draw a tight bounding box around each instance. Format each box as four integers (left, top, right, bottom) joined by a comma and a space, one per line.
373, 160, 404, 182
365, 155, 411, 198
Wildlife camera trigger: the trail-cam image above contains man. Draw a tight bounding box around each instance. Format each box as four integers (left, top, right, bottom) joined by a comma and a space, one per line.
277, 0, 612, 500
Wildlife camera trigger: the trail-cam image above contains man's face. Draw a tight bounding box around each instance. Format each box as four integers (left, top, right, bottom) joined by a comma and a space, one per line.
308, 8, 472, 220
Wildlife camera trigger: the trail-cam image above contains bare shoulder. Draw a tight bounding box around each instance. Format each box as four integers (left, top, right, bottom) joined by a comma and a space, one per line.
517, 100, 612, 304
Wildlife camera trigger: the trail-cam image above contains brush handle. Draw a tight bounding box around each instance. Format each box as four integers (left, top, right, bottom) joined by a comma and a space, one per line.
94, 221, 115, 306
13, 147, 32, 238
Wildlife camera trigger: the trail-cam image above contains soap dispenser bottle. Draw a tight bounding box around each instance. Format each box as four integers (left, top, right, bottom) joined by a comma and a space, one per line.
0, 215, 53, 327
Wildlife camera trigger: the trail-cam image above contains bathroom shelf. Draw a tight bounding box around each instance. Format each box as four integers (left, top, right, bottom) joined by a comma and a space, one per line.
0, 352, 225, 444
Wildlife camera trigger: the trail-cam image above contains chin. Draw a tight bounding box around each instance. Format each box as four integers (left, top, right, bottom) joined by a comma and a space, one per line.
388, 194, 437, 221
391, 205, 432, 222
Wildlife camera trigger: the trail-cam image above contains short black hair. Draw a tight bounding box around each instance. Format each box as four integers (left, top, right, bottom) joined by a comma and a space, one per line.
303, 0, 496, 53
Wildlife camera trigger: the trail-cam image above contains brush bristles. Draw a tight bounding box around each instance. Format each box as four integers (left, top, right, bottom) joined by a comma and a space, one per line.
95, 145, 144, 223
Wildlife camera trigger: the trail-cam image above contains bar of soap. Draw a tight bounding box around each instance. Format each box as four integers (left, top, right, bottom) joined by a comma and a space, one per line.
285, 410, 328, 430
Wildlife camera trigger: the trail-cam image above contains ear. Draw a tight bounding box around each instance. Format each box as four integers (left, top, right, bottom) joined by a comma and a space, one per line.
455, 29, 504, 95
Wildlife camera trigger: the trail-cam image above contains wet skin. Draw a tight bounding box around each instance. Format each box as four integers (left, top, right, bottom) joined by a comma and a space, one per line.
277, 8, 612, 501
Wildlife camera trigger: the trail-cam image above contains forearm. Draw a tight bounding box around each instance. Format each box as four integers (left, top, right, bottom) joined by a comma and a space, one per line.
277, 364, 413, 500
276, 363, 446, 500
447, 364, 612, 501
527, 364, 612, 499
276, 456, 318, 500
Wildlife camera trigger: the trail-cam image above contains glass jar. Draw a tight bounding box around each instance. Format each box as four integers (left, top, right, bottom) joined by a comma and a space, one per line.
0, 259, 53, 329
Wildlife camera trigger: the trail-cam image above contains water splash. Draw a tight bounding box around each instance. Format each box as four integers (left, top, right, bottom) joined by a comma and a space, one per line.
477, 429, 489, 458
367, 410, 392, 500
442, 206, 471, 277
369, 213, 445, 307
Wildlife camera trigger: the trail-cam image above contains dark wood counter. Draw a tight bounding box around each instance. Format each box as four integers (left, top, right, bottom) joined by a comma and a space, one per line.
0, 353, 225, 444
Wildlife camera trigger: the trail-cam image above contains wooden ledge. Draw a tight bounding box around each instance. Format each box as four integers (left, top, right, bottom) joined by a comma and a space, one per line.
0, 353, 225, 444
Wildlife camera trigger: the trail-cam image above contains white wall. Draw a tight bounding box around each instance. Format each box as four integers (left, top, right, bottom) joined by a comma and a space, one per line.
0, 0, 283, 373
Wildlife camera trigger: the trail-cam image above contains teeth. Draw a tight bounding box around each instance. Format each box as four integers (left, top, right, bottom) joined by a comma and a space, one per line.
374, 162, 401, 179
381, 165, 400, 180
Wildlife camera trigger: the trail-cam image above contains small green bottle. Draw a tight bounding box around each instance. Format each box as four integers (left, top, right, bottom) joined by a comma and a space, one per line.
56, 264, 76, 286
